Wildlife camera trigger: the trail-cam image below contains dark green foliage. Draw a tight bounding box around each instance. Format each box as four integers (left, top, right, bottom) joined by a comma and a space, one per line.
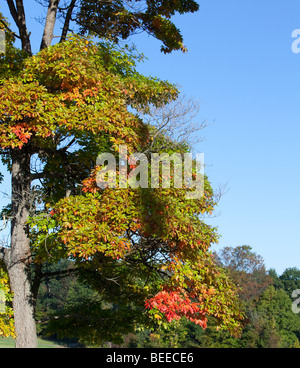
279, 268, 300, 297
78, 0, 200, 53
35, 259, 147, 346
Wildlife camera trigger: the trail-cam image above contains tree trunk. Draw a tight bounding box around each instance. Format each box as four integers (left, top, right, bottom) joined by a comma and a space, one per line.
40, 0, 59, 50
8, 148, 37, 348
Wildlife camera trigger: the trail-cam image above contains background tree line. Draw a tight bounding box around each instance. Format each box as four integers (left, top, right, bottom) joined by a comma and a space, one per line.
34, 245, 300, 348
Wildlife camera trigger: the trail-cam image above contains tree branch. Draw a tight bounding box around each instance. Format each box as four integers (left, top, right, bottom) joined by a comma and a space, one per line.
12, 0, 32, 54
41, 267, 78, 280
6, 0, 19, 28
0, 18, 21, 39
60, 0, 76, 43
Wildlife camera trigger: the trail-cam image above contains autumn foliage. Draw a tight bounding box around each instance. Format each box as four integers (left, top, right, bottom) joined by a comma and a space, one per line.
1, 32, 243, 340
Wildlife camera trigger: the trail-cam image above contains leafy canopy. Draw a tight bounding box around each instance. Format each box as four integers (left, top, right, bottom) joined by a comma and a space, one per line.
0, 18, 244, 339
77, 0, 199, 53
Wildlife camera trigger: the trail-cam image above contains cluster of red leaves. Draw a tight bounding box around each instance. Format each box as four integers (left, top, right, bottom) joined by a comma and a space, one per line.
145, 289, 207, 328
11, 124, 32, 148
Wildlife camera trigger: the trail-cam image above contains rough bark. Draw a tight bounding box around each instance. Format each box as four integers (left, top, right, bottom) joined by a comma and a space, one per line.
40, 0, 60, 50
8, 148, 37, 348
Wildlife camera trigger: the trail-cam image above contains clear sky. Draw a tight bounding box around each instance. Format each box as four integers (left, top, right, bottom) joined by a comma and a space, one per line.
1, 0, 300, 274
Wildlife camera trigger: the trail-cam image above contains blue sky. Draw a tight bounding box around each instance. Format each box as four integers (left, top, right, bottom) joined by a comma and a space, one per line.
1, 0, 300, 274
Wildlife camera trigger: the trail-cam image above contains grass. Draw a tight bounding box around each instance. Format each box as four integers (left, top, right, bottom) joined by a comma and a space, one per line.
0, 336, 66, 348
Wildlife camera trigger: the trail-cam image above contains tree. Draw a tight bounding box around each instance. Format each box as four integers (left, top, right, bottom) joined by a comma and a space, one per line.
178, 246, 274, 348
215, 245, 273, 302
279, 268, 300, 297
210, 248, 300, 348
268, 268, 284, 290
254, 286, 300, 348
0, 1, 243, 348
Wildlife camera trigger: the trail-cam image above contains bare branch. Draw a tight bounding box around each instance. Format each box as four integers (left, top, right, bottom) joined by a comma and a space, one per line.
138, 94, 207, 154
60, 0, 76, 43
0, 216, 10, 232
